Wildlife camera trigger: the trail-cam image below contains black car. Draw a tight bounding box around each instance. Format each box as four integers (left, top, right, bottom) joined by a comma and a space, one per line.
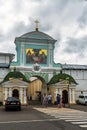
5, 97, 21, 111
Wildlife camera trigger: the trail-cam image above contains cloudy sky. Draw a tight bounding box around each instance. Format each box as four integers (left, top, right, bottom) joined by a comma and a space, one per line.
0, 0, 87, 65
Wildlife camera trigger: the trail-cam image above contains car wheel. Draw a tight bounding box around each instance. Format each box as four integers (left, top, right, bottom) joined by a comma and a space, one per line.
5, 107, 7, 111
85, 102, 87, 106
18, 107, 21, 111
76, 100, 80, 104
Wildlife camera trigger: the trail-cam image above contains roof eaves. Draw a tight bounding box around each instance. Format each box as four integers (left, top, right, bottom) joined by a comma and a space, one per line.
15, 37, 56, 43
0, 63, 9, 68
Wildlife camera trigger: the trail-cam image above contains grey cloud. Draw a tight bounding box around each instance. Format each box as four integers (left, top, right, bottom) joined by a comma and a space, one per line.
78, 6, 87, 28
32, 0, 83, 32
13, 0, 24, 13
53, 33, 61, 53
31, 0, 42, 2
40, 23, 52, 32
0, 20, 33, 43
0, 17, 52, 43
0, 0, 5, 5
64, 36, 87, 56
0, 33, 5, 42
36, 0, 69, 17
54, 33, 61, 44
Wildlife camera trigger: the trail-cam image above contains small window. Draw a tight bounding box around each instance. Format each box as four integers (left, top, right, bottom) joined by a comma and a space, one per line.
85, 96, 87, 99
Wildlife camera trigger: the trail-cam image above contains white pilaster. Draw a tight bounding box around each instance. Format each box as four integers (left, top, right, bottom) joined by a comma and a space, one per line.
9, 88, 12, 97
34, 82, 36, 97
5, 88, 8, 100
21, 44, 24, 65
59, 88, 62, 96
38, 80, 39, 91
24, 88, 26, 104
69, 89, 71, 103
20, 88, 23, 104
48, 45, 53, 66
56, 88, 58, 96
72, 89, 75, 103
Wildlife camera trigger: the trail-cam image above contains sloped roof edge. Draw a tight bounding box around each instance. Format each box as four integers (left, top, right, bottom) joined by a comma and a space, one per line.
47, 73, 77, 85
15, 31, 56, 43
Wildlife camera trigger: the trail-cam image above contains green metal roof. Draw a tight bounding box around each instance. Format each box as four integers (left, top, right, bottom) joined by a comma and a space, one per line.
47, 73, 77, 85
3, 71, 29, 82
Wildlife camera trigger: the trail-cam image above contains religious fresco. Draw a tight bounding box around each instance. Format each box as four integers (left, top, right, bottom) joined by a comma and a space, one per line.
26, 48, 47, 64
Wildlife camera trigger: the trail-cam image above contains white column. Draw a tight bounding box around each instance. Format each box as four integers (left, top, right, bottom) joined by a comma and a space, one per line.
38, 80, 39, 91
58, 88, 60, 94
72, 89, 75, 103
56, 88, 58, 96
9, 88, 12, 97
20, 88, 23, 104
21, 44, 24, 65
59, 88, 62, 96
24, 88, 27, 104
48, 45, 53, 66
34, 82, 36, 97
69, 89, 71, 104
5, 88, 8, 100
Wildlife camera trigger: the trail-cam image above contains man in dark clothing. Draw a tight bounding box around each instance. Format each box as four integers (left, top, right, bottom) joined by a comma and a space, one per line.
56, 94, 61, 107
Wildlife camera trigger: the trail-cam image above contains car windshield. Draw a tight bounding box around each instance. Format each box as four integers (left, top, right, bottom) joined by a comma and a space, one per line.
85, 96, 87, 99
6, 97, 19, 101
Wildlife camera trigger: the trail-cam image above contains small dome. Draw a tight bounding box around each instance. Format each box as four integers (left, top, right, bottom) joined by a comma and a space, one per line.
3, 71, 28, 82
48, 73, 77, 85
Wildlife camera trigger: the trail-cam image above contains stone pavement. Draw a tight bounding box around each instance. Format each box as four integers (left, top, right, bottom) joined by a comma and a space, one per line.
33, 105, 87, 129
33, 106, 82, 113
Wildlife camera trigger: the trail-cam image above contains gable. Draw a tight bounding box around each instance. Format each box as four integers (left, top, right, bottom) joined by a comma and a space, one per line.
1, 79, 28, 88
15, 31, 56, 43
55, 80, 76, 86
20, 31, 55, 40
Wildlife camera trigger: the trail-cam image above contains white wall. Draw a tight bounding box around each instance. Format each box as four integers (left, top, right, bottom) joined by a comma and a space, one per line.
63, 69, 87, 98
0, 68, 9, 82
0, 56, 9, 63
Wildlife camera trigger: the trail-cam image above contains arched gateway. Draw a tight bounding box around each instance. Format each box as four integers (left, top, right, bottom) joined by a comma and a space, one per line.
27, 75, 47, 103
7, 22, 77, 105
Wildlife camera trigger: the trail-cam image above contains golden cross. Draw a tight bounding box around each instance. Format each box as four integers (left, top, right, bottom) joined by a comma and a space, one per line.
35, 20, 39, 31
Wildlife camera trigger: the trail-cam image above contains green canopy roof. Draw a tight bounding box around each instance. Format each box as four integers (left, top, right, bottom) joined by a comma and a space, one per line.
3, 71, 29, 82
47, 73, 77, 85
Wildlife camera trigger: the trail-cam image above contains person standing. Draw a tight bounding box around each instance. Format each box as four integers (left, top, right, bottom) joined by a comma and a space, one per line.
56, 94, 61, 108
48, 93, 52, 105
43, 93, 48, 107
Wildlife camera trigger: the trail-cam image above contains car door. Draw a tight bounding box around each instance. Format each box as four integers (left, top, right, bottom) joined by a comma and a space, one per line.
79, 96, 84, 104
82, 96, 85, 104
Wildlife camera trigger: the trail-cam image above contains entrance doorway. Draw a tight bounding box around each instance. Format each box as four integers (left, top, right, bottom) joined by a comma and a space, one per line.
12, 89, 19, 98
62, 90, 68, 104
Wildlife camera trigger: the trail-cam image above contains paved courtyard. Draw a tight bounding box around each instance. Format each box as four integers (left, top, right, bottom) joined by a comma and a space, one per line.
0, 104, 87, 130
